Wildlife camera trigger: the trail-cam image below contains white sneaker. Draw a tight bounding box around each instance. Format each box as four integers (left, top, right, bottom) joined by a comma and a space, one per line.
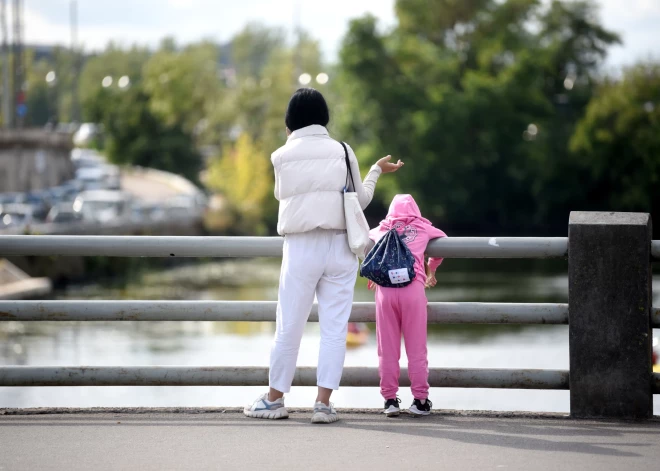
311, 402, 339, 424
244, 393, 289, 419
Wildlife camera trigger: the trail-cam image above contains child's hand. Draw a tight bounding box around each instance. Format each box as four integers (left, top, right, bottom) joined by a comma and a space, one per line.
424, 254, 435, 288
368, 280, 376, 291
425, 272, 437, 289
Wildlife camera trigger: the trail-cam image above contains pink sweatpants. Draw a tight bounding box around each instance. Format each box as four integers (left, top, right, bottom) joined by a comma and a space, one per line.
375, 281, 429, 400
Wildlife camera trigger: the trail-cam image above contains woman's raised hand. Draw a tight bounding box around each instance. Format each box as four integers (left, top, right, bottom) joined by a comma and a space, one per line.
376, 155, 404, 173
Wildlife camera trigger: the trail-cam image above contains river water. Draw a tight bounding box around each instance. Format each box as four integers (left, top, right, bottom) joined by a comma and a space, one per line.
1, 259, 658, 414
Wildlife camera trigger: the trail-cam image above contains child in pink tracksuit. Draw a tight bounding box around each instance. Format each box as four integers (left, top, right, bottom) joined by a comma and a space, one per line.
368, 194, 446, 417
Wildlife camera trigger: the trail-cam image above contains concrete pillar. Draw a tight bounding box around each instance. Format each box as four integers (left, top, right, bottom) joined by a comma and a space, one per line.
0, 130, 73, 193
568, 211, 653, 419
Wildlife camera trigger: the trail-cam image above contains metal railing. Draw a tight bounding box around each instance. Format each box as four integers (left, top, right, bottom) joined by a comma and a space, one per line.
651, 240, 660, 260
0, 235, 568, 258
0, 235, 658, 397
0, 366, 569, 389
0, 300, 570, 324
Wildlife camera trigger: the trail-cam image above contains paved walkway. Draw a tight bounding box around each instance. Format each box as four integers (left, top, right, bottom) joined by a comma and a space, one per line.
121, 172, 184, 203
1, 410, 659, 470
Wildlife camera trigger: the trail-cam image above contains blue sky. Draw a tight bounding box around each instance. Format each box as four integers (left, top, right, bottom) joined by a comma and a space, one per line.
18, 0, 660, 68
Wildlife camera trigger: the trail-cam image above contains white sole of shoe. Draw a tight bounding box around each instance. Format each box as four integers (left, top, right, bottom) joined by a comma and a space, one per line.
243, 407, 289, 419
385, 407, 400, 417
408, 406, 431, 416
311, 412, 339, 424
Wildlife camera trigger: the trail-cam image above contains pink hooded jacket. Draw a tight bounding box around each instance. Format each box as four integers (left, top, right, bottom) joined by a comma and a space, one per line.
369, 194, 447, 286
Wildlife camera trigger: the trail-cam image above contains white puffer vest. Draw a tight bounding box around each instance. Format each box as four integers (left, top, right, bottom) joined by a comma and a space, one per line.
271, 125, 381, 236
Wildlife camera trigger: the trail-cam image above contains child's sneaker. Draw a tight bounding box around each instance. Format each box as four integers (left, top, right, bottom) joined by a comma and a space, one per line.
409, 398, 432, 416
311, 402, 339, 424
244, 393, 289, 419
384, 398, 401, 417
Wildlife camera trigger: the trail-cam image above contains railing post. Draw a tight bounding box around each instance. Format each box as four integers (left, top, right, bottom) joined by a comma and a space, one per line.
568, 211, 653, 419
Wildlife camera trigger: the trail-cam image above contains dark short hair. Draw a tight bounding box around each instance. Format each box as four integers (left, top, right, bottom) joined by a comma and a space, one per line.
285, 88, 330, 132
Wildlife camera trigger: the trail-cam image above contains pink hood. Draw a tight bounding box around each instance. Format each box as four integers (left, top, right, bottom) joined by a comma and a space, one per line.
370, 194, 440, 238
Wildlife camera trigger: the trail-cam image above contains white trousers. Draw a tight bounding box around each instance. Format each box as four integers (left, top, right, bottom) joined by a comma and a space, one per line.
269, 229, 358, 393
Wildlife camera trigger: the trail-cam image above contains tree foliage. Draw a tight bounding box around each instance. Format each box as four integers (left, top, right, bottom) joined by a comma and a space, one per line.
205, 133, 271, 234
336, 0, 620, 234
570, 63, 660, 214
142, 41, 222, 134
79, 44, 204, 181
100, 87, 202, 181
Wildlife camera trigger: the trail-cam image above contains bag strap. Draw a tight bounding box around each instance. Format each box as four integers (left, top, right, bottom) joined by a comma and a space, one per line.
340, 141, 356, 192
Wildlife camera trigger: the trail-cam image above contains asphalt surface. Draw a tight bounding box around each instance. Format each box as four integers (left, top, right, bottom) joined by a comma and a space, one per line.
121, 172, 184, 203
1, 410, 659, 470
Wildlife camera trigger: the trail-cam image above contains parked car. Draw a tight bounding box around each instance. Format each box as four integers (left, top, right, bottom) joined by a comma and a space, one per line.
165, 201, 196, 220
60, 180, 85, 199
167, 193, 208, 217
73, 190, 132, 224
75, 167, 107, 191
15, 192, 50, 221
46, 186, 70, 205
0, 204, 33, 229
0, 193, 21, 205
130, 203, 167, 224
46, 203, 83, 224
75, 165, 121, 191
71, 148, 104, 169
42, 181, 83, 206
102, 165, 121, 190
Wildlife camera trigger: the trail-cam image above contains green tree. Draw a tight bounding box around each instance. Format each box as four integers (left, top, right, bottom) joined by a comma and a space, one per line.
25, 55, 52, 126
18, 47, 79, 126
205, 133, 272, 234
101, 86, 203, 181
80, 44, 150, 121
143, 41, 222, 136
80, 43, 205, 181
336, 0, 619, 235
570, 63, 660, 217
231, 24, 286, 79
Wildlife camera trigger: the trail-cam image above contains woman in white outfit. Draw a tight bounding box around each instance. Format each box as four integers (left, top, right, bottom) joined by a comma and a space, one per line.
244, 88, 403, 424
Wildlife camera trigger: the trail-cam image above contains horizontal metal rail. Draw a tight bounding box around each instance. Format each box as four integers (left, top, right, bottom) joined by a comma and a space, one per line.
652, 240, 660, 260
0, 301, 570, 325
4, 236, 659, 259
0, 236, 568, 259
0, 236, 283, 258
0, 366, 570, 390
427, 237, 568, 259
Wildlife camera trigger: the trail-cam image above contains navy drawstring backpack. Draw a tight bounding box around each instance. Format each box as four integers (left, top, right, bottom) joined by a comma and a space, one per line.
360, 228, 416, 288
